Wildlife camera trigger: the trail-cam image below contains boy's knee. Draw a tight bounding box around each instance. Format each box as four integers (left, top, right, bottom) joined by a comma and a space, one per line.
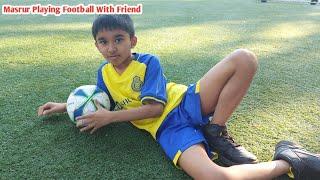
232, 49, 258, 73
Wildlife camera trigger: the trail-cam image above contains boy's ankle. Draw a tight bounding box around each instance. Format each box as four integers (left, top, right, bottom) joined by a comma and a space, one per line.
210, 118, 227, 126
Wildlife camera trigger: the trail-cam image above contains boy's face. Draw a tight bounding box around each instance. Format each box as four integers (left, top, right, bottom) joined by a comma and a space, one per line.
95, 29, 137, 69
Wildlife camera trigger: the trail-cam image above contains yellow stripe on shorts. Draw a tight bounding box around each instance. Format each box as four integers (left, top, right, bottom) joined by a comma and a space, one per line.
173, 150, 182, 167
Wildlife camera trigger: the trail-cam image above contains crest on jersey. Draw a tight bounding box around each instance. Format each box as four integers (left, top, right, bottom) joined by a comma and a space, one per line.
131, 76, 143, 92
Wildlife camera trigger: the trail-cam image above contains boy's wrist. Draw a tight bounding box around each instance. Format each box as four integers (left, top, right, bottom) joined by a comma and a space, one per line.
108, 111, 118, 123
62, 103, 67, 112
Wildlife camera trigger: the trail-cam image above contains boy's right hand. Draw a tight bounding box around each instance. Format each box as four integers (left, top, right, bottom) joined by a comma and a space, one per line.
37, 102, 67, 116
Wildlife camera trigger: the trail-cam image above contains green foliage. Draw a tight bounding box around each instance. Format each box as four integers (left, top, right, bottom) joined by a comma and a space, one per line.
1, 0, 319, 179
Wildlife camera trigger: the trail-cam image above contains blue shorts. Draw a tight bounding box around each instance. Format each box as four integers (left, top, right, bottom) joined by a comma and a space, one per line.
156, 82, 212, 166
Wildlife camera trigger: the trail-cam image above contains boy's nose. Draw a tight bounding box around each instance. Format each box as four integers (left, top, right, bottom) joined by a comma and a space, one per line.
107, 44, 116, 53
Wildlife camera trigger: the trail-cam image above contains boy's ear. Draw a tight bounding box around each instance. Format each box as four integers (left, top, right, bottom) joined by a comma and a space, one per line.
130, 36, 137, 49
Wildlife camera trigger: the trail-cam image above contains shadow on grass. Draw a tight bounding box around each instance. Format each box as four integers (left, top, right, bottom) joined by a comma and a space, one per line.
40, 113, 69, 125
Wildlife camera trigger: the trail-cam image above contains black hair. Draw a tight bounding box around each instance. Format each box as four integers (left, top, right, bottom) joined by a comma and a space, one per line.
92, 15, 135, 40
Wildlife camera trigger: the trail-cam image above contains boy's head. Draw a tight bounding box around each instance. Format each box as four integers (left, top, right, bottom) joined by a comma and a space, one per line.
92, 15, 137, 69
92, 15, 135, 40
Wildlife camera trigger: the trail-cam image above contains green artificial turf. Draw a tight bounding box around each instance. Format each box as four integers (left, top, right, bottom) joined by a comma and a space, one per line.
1, 0, 319, 179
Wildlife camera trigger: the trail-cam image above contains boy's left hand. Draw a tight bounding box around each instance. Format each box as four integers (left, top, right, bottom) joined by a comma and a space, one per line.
76, 100, 114, 134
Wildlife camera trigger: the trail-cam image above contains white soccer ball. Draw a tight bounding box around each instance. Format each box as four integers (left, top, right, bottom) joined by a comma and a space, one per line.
66, 85, 111, 123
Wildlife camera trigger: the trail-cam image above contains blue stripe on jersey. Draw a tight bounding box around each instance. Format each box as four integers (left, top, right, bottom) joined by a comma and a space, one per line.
133, 53, 167, 104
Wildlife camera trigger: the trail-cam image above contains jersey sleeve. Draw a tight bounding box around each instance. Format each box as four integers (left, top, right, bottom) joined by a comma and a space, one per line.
96, 62, 115, 110
140, 56, 167, 105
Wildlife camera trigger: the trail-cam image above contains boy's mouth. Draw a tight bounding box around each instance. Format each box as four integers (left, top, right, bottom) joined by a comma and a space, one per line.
107, 55, 120, 61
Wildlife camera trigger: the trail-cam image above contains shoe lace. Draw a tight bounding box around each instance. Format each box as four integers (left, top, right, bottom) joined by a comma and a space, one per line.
221, 129, 240, 148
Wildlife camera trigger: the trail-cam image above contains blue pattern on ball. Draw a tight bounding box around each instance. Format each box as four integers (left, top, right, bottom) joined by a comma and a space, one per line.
74, 89, 88, 98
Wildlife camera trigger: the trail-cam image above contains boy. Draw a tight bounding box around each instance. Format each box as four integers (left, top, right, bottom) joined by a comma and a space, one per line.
38, 15, 320, 179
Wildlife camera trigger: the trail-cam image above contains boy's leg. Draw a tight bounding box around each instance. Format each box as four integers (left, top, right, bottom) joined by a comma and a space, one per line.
199, 48, 258, 125
178, 144, 227, 179
179, 141, 320, 180
199, 49, 259, 165
178, 144, 290, 180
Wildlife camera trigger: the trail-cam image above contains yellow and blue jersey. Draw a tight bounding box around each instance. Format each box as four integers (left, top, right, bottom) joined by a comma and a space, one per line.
96, 53, 187, 139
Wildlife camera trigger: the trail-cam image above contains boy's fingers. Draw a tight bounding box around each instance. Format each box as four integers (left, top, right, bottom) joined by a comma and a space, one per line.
38, 103, 51, 116
76, 119, 92, 128
90, 127, 98, 134
43, 108, 54, 115
76, 113, 91, 121
80, 123, 93, 132
43, 110, 48, 115
76, 119, 85, 127
37, 106, 43, 116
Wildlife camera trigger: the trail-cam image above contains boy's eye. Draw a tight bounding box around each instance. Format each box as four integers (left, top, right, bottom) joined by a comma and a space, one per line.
98, 40, 107, 45
115, 38, 123, 44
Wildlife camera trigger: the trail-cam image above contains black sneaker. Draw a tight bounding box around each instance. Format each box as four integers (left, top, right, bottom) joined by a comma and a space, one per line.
274, 174, 291, 180
202, 124, 258, 166
273, 140, 320, 180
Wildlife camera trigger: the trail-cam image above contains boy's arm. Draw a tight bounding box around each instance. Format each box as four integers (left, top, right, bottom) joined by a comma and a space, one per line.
76, 100, 164, 134
111, 100, 164, 122
38, 102, 67, 116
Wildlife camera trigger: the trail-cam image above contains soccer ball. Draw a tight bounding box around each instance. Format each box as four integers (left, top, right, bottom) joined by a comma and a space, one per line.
66, 85, 111, 123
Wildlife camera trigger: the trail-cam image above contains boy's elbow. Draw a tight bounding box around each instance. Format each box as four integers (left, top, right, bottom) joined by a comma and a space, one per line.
143, 100, 165, 118
150, 103, 164, 117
